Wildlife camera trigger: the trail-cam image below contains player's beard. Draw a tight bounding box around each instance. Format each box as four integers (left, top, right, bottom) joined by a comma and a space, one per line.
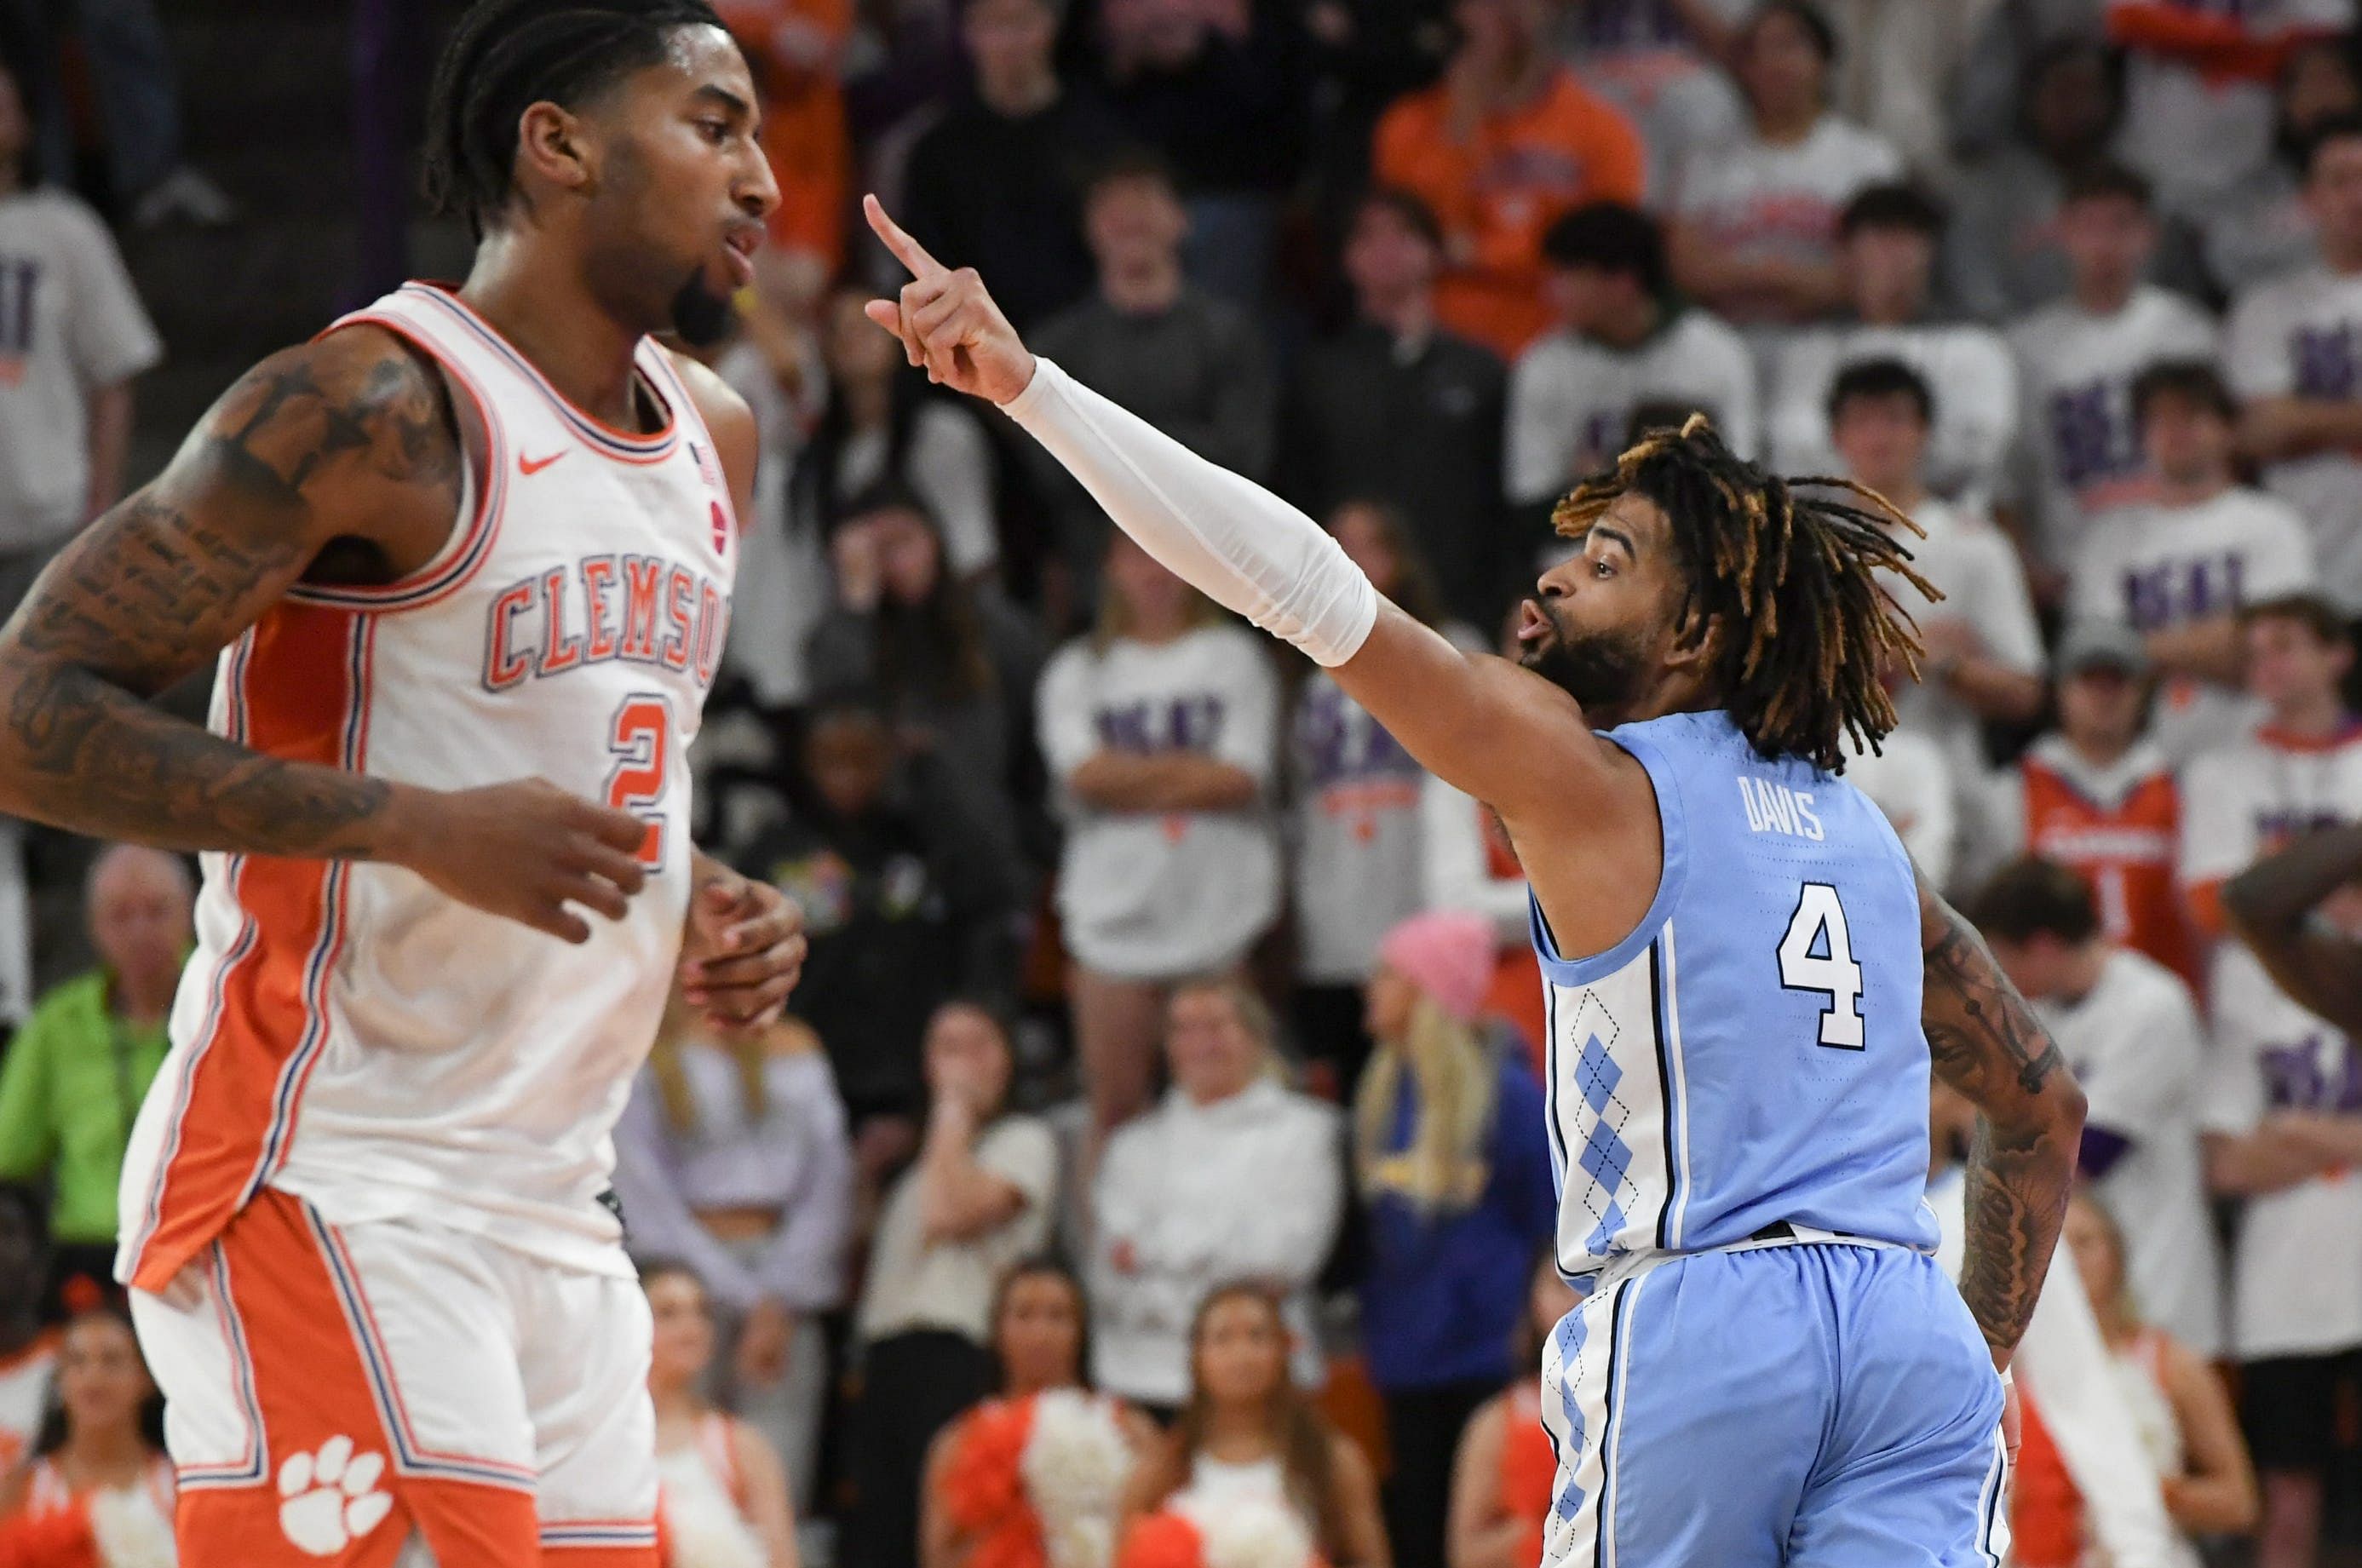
1520, 601, 1652, 713
669, 268, 735, 348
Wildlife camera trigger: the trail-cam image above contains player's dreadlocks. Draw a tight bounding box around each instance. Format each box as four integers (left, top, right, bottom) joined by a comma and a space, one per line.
422, 0, 727, 238
1551, 416, 1938, 775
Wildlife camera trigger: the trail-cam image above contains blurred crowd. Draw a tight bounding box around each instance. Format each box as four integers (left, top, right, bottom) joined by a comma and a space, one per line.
10, 0, 2362, 1565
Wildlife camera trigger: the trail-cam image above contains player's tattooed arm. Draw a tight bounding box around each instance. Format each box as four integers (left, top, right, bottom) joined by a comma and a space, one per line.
2222, 824, 2362, 1035
0, 330, 459, 856
1917, 868, 2087, 1368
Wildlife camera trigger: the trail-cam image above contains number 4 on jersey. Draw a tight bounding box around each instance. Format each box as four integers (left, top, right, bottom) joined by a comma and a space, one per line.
1779, 882, 1865, 1050
605, 694, 672, 868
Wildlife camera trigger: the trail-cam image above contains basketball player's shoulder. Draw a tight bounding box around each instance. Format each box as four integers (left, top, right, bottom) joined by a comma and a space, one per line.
182, 322, 462, 538
656, 343, 756, 497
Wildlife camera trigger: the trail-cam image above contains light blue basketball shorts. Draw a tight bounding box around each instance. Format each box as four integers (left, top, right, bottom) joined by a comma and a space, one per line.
1540, 1240, 2009, 1567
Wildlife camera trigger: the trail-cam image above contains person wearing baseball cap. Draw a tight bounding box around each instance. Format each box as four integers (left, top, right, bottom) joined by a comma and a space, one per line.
2054, 619, 2152, 683
1353, 910, 1556, 1568
1975, 620, 2199, 990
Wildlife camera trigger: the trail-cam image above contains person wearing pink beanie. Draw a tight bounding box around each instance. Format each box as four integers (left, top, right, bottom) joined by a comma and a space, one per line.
1373, 910, 1498, 1028
1354, 910, 1557, 1568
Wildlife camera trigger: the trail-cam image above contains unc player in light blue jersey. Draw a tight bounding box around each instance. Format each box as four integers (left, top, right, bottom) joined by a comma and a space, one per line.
863, 192, 2088, 1567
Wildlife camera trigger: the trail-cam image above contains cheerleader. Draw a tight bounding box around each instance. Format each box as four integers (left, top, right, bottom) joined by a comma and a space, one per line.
0, 1307, 172, 1568
922, 1262, 1155, 1568
644, 1264, 802, 1568
1117, 1285, 1388, 1568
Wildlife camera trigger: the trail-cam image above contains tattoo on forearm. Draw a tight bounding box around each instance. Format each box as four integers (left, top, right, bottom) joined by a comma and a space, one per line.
5, 654, 393, 856
1923, 906, 2078, 1357
0, 342, 457, 857
1925, 919, 2065, 1097
1951, 1113, 2061, 1358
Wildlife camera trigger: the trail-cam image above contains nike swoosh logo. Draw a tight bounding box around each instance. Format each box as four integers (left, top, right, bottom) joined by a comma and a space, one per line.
519, 450, 568, 475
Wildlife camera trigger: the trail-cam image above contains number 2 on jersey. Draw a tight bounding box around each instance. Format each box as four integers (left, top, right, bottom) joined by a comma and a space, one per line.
605, 694, 672, 868
1778, 882, 1865, 1050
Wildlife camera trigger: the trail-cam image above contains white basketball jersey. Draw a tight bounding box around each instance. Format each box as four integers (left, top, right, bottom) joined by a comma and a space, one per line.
118, 283, 736, 1292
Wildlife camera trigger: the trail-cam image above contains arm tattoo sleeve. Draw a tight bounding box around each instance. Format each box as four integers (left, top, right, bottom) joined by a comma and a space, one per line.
1922, 896, 2084, 1361
0, 343, 457, 857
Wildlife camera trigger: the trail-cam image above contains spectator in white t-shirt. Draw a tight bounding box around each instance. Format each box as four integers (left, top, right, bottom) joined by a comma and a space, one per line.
1669, 0, 1905, 333
1417, 608, 1551, 1065
2179, 595, 2362, 944
0, 52, 161, 616
1842, 726, 1959, 888
1506, 202, 1758, 513
2212, 822, 2362, 1568
1768, 185, 2019, 500
1089, 980, 1344, 1414
1289, 503, 1475, 1098
1039, 534, 1280, 1140
2227, 114, 2362, 612
2072, 360, 2318, 763
1829, 359, 2046, 797
2006, 164, 2219, 587
1969, 857, 2223, 1358
848, 1000, 1060, 1568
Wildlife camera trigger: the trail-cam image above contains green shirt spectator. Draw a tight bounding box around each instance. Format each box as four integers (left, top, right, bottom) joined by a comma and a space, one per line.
0, 846, 191, 1248
0, 971, 170, 1243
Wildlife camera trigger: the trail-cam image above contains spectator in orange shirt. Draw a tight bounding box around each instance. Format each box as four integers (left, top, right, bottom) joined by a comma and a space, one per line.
1976, 623, 2203, 996
715, 0, 853, 274
1371, 0, 1647, 359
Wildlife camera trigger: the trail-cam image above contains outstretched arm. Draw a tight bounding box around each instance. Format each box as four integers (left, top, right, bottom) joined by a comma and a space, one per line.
2222, 824, 2362, 1033
858, 196, 1617, 824
1918, 867, 2087, 1368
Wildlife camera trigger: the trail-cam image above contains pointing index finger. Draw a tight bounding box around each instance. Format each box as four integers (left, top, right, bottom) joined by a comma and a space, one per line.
864, 193, 944, 279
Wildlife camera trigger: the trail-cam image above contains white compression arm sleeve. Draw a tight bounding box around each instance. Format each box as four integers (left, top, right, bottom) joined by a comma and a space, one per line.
1001, 357, 1380, 667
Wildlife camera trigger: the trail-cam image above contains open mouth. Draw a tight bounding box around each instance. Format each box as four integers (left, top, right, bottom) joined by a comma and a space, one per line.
1516, 598, 1552, 645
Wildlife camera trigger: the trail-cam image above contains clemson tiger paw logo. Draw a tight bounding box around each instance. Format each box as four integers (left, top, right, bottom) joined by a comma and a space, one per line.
277, 1435, 393, 1555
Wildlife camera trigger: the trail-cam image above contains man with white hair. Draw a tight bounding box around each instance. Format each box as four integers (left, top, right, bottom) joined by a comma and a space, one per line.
0, 843, 193, 1301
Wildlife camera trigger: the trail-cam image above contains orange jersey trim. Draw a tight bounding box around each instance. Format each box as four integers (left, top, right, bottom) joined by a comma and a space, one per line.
127, 606, 367, 1294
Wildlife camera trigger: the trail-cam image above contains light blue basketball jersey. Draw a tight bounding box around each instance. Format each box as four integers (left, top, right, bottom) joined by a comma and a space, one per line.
1532, 709, 1940, 1279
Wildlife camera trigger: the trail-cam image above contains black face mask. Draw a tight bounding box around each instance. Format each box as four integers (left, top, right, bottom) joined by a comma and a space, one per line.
1519, 597, 1652, 713
670, 269, 735, 348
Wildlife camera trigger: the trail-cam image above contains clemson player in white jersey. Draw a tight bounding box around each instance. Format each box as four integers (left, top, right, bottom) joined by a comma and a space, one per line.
0, 3, 806, 1563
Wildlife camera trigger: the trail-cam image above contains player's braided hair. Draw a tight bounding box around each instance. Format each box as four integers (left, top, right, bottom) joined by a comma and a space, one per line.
422, 0, 727, 238
1550, 415, 1939, 775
